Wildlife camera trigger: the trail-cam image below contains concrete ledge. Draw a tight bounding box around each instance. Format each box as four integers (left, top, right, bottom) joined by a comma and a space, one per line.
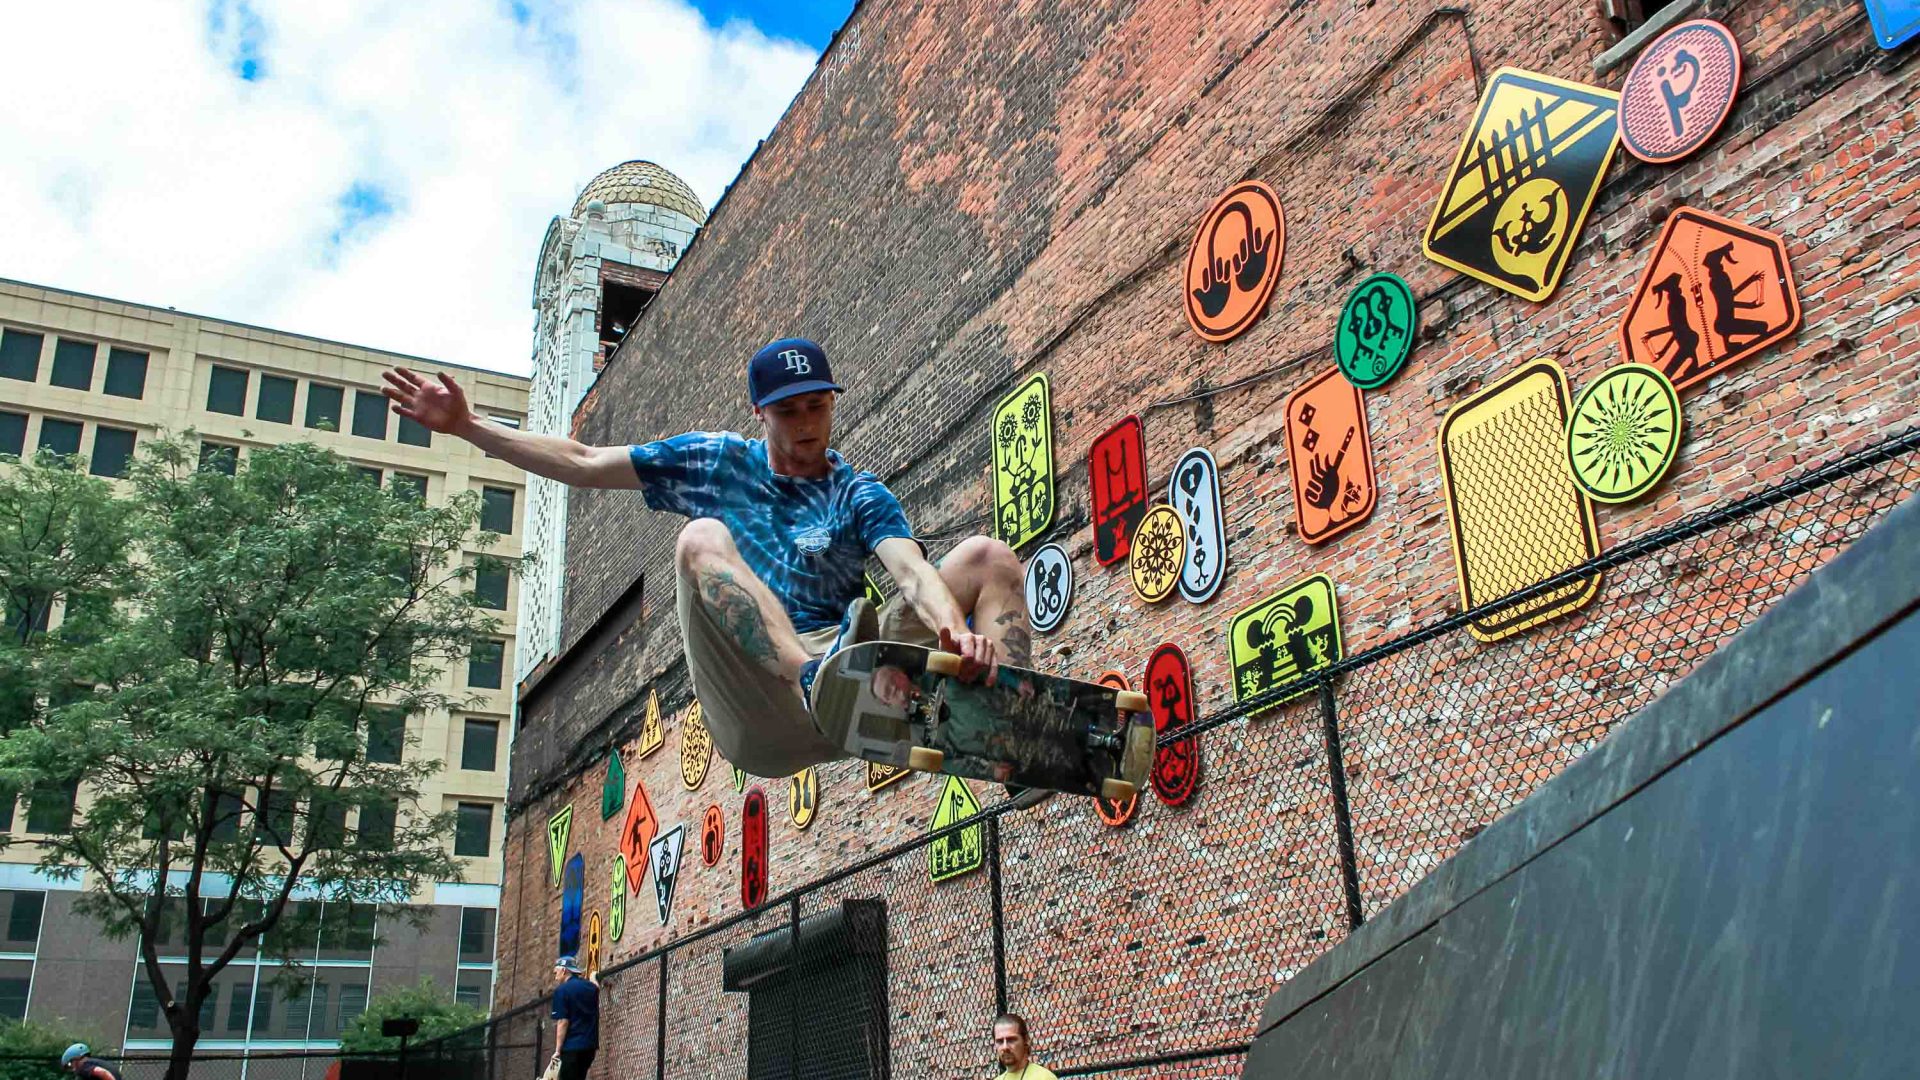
1256, 489, 1920, 1037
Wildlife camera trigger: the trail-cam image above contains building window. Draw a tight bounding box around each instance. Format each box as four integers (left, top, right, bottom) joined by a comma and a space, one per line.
36, 418, 82, 461
454, 802, 493, 857
455, 968, 493, 1010
473, 563, 508, 610
0, 412, 25, 458
357, 797, 397, 852
0, 793, 11, 833
354, 465, 383, 486
199, 441, 239, 476
398, 414, 432, 447
256, 374, 297, 423
318, 902, 376, 962
206, 365, 249, 415
129, 979, 162, 1030
103, 348, 148, 399
351, 390, 388, 440
467, 640, 504, 690
1, 892, 43, 946
5, 592, 49, 639
366, 709, 404, 764
256, 789, 296, 847
306, 383, 344, 431
25, 779, 77, 834
461, 719, 499, 771
90, 426, 137, 479
50, 339, 95, 391
458, 907, 496, 963
390, 472, 427, 502
308, 793, 349, 849
0, 330, 42, 382
0, 960, 30, 1022
480, 486, 516, 534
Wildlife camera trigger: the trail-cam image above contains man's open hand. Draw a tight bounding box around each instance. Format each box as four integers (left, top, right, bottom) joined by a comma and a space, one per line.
939, 627, 999, 684
382, 367, 471, 434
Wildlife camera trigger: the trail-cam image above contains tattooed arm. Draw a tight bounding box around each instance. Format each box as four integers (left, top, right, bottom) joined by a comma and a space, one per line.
874, 537, 999, 680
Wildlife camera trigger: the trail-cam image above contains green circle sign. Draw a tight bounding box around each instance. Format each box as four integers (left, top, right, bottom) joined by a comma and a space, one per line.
1566, 363, 1683, 504
1335, 273, 1418, 389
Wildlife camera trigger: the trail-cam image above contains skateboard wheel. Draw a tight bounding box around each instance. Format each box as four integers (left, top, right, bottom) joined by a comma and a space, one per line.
925, 651, 963, 676
1100, 778, 1137, 802
1115, 690, 1149, 714
906, 746, 946, 772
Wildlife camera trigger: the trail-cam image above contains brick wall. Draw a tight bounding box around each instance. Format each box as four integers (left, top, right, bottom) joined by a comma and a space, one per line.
500, 0, 1920, 1070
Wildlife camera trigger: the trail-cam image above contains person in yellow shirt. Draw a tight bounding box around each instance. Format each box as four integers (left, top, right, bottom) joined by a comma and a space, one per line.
992, 1014, 1057, 1080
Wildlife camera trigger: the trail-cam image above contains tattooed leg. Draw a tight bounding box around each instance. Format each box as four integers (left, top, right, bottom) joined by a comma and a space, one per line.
936, 536, 1031, 666
676, 518, 811, 688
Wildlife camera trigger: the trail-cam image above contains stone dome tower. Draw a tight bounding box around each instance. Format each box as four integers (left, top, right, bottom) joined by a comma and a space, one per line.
519, 161, 706, 682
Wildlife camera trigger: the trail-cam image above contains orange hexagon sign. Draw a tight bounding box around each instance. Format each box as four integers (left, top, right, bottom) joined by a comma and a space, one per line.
1183, 181, 1285, 343
1619, 207, 1800, 393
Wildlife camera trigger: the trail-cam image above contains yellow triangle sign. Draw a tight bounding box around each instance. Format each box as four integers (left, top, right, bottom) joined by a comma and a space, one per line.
927, 775, 983, 884
637, 689, 664, 758
547, 805, 573, 887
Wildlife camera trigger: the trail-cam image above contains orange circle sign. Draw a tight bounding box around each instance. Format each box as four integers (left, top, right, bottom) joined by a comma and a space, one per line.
1183, 181, 1285, 343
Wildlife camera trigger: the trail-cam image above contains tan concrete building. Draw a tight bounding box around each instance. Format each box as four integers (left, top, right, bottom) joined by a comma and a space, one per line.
0, 278, 528, 1051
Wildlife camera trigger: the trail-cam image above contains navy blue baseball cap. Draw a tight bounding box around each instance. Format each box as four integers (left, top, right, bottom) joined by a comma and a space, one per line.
748, 338, 842, 407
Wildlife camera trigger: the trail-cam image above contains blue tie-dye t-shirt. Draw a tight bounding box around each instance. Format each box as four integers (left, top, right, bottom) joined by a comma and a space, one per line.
629, 432, 917, 632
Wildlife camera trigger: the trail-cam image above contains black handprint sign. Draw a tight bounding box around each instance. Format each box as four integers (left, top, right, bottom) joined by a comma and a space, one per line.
1192, 258, 1233, 318
1233, 220, 1271, 292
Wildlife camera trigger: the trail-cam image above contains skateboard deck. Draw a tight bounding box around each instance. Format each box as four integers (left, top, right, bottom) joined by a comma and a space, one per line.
810, 641, 1155, 800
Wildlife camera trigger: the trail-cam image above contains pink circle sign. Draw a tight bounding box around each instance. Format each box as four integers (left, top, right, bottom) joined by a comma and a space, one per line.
1619, 19, 1743, 165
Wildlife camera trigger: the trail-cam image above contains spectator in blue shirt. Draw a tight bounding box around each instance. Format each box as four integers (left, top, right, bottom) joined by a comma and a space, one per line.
383, 338, 1029, 783
549, 956, 599, 1080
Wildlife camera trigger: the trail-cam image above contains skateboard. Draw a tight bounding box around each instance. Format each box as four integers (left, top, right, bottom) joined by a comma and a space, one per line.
809, 641, 1155, 800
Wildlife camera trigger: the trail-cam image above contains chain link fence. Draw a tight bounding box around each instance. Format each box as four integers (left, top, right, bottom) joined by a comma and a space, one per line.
356, 427, 1920, 1077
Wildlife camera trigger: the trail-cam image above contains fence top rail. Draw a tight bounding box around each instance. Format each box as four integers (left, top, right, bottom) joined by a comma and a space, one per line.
483, 424, 1919, 1027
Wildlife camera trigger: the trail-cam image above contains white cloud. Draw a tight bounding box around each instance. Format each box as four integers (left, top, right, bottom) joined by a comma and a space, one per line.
0, 0, 819, 376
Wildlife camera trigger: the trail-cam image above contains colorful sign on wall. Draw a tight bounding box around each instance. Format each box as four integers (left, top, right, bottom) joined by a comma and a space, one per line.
1284, 367, 1379, 546
1618, 20, 1742, 164
608, 857, 627, 942
1184, 181, 1286, 343
1024, 543, 1072, 634
600, 751, 625, 821
1439, 358, 1603, 642
990, 373, 1055, 550
1423, 68, 1621, 302
618, 779, 659, 895
650, 824, 686, 925
789, 767, 820, 830
1618, 207, 1801, 393
680, 700, 712, 790
1170, 449, 1227, 604
1566, 363, 1683, 504
865, 761, 910, 794
547, 806, 573, 888
700, 805, 725, 867
732, 766, 747, 793
1335, 273, 1419, 389
585, 912, 602, 976
1130, 505, 1185, 604
1092, 671, 1140, 826
1145, 643, 1201, 807
1089, 415, 1149, 565
1866, 0, 1920, 49
741, 788, 769, 910
558, 853, 584, 959
928, 774, 985, 882
637, 689, 663, 758
1228, 575, 1344, 706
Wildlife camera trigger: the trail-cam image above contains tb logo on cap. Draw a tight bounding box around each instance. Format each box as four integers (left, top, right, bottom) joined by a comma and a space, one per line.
749, 337, 842, 406
778, 349, 813, 375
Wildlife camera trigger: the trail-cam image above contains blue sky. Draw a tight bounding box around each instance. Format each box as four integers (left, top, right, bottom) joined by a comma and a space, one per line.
0, 1, 827, 375
691, 0, 855, 49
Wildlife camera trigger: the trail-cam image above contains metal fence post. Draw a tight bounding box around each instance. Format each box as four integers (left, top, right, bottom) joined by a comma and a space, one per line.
1318, 679, 1366, 930
486, 1011, 499, 1080
787, 896, 802, 1080
656, 953, 669, 1080
987, 814, 1009, 1016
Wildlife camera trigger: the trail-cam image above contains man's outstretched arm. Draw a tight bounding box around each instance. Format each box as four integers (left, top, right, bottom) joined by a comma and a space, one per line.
382, 367, 640, 489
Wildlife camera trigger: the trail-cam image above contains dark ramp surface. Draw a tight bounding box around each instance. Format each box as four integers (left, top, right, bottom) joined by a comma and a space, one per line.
1246, 494, 1920, 1080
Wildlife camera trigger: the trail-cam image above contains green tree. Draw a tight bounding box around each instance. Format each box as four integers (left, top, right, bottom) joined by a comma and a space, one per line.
337, 977, 487, 1054
0, 439, 506, 1080
0, 1017, 110, 1080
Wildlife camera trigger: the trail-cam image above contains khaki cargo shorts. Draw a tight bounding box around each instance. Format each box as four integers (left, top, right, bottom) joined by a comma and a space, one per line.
676, 566, 938, 778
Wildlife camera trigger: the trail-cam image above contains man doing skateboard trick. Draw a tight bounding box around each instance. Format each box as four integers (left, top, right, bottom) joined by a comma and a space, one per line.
382, 338, 1031, 783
